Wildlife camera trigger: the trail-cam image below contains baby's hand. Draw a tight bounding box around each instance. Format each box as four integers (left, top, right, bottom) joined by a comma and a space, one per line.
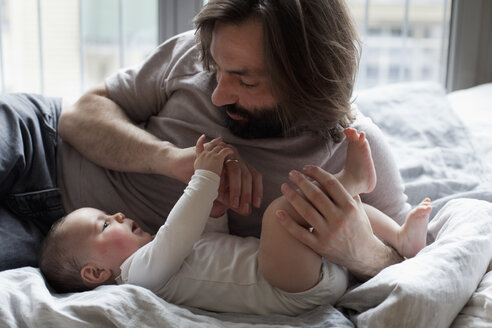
194, 135, 234, 176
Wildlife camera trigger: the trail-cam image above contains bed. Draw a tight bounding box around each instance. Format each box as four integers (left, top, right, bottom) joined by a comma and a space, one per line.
1, 81, 491, 327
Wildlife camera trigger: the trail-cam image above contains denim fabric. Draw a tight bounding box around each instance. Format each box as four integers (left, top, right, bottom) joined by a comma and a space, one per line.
0, 93, 63, 270
0, 206, 44, 270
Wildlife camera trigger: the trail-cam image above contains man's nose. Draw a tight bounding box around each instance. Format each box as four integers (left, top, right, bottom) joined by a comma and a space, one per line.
211, 72, 238, 107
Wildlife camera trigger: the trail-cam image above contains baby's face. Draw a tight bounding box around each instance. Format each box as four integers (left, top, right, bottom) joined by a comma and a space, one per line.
62, 208, 153, 274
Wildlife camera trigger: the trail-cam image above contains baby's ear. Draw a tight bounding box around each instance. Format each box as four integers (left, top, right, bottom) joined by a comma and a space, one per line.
80, 264, 112, 285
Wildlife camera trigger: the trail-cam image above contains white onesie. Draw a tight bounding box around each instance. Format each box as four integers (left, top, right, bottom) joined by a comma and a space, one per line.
116, 170, 348, 316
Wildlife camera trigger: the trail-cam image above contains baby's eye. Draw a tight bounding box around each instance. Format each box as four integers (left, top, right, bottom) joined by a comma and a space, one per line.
103, 221, 109, 230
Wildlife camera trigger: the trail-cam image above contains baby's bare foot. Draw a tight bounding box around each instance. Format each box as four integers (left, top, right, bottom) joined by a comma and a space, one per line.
397, 198, 431, 258
336, 128, 377, 196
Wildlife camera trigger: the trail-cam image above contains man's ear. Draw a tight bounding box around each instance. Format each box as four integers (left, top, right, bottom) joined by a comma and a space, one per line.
80, 263, 112, 285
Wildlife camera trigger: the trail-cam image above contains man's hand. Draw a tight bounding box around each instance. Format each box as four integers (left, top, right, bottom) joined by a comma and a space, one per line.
216, 144, 263, 216
276, 165, 403, 281
185, 135, 263, 218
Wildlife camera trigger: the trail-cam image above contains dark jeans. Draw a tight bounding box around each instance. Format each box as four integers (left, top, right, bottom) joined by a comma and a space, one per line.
0, 93, 64, 270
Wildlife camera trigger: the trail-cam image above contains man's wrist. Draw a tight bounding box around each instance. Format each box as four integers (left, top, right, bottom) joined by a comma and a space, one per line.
153, 142, 194, 182
349, 240, 404, 281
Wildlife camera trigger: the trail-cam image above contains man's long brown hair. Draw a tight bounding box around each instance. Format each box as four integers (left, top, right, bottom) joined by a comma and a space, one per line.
194, 0, 361, 142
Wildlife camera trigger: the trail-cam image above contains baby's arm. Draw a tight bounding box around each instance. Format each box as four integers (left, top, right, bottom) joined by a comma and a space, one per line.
119, 136, 233, 290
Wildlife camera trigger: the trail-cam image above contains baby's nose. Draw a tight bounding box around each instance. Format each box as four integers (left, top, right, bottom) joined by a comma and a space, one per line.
113, 213, 125, 223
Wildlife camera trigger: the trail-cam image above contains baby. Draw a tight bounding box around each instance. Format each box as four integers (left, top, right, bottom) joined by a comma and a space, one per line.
39, 130, 430, 316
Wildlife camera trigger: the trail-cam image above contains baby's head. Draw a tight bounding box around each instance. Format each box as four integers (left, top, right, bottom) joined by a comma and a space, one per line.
39, 207, 153, 293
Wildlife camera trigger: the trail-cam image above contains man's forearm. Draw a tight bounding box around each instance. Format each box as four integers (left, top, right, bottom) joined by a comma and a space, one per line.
58, 85, 188, 179
348, 240, 404, 281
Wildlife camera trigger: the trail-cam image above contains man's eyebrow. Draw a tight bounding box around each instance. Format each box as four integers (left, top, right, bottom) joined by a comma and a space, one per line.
209, 51, 262, 77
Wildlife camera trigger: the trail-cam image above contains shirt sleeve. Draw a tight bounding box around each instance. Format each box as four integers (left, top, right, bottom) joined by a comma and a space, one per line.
117, 169, 220, 290
104, 31, 198, 124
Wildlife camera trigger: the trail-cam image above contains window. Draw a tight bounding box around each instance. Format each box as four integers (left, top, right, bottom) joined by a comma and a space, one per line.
81, 0, 158, 91
0, 0, 158, 100
0, 0, 452, 98
348, 0, 452, 90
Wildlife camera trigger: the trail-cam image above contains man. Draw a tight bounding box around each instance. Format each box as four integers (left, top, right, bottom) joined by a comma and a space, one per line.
1, 0, 409, 279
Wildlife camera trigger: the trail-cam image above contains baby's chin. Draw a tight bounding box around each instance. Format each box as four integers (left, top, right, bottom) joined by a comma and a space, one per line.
146, 233, 155, 243
136, 232, 153, 247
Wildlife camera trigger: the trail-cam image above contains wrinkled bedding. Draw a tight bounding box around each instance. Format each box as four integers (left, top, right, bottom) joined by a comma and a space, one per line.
1, 82, 491, 327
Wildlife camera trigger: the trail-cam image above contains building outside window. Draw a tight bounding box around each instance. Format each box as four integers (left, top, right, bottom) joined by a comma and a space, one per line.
348, 0, 451, 90
0, 0, 451, 98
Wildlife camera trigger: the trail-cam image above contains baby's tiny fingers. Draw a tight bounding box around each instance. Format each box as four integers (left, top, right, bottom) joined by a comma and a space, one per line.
204, 137, 223, 149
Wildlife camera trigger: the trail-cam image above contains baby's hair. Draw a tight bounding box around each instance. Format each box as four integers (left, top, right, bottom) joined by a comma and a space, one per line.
39, 216, 92, 293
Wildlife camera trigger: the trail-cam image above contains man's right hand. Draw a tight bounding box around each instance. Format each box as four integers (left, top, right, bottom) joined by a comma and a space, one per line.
276, 165, 403, 281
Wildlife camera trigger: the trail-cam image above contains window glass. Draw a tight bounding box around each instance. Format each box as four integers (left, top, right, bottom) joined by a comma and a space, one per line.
347, 0, 451, 90
81, 0, 158, 90
0, 0, 451, 97
1, 0, 43, 94
0, 0, 157, 99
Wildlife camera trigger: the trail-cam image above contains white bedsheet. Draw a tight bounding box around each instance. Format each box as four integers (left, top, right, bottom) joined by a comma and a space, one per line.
447, 83, 492, 183
1, 82, 491, 327
338, 198, 492, 327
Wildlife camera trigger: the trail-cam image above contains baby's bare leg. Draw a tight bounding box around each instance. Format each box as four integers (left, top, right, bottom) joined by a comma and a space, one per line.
259, 196, 322, 293
364, 200, 430, 258
258, 129, 377, 293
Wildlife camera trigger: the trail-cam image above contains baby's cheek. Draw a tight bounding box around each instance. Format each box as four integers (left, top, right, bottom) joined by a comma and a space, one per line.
118, 240, 140, 257
110, 234, 140, 259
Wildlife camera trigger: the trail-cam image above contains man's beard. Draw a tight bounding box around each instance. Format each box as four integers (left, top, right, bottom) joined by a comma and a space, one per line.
223, 104, 285, 139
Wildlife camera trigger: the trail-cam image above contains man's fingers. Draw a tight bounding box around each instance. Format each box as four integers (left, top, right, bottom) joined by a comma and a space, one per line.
218, 147, 234, 159
239, 166, 252, 215
224, 157, 255, 215
286, 170, 342, 225
218, 148, 235, 177
275, 209, 317, 248
302, 165, 353, 207
217, 171, 228, 203
280, 181, 328, 230
226, 160, 241, 210
249, 164, 263, 208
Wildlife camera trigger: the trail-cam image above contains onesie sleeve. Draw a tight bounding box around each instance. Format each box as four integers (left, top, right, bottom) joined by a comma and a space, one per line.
203, 214, 229, 234
117, 169, 220, 290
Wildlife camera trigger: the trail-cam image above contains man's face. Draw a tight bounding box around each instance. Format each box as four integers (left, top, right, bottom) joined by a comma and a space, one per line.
210, 19, 284, 138
61, 208, 153, 274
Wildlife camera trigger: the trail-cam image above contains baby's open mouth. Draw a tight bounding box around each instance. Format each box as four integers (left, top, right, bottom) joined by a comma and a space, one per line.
131, 221, 139, 233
